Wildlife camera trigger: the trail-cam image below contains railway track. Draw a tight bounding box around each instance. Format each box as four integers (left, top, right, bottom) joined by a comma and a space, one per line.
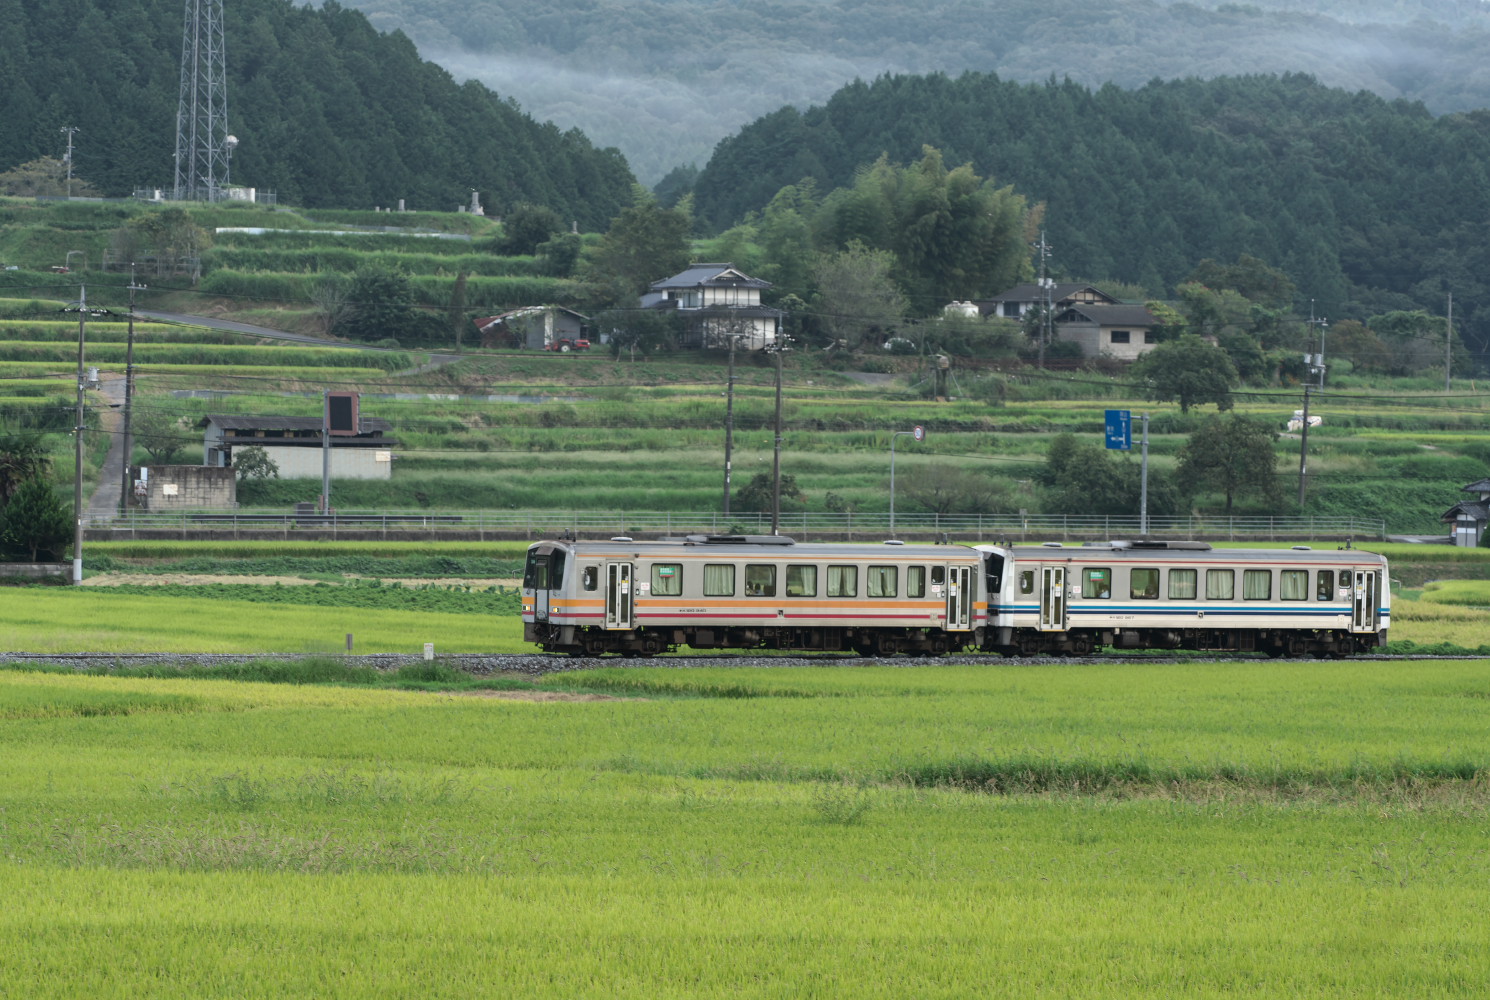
1, 650, 1480, 677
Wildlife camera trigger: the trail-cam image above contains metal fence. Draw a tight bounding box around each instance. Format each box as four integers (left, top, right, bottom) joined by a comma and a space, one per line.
87, 508, 1389, 542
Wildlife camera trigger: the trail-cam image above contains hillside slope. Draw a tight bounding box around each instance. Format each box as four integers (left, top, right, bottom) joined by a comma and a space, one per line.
338, 0, 1490, 183
0, 0, 635, 227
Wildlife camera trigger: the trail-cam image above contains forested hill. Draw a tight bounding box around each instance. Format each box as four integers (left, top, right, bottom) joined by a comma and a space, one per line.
341, 0, 1490, 184
694, 72, 1490, 351
0, 0, 634, 226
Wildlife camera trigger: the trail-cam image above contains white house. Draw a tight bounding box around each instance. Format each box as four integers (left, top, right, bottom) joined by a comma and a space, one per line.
641, 263, 783, 349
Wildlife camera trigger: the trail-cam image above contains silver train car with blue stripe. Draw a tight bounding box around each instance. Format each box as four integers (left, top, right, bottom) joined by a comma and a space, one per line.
977, 540, 1388, 658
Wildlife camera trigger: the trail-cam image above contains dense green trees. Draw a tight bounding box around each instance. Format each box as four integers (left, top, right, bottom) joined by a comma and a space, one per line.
1177, 415, 1282, 515
0, 431, 68, 563
1130, 336, 1239, 413
582, 192, 693, 300
0, 0, 634, 226
693, 72, 1490, 360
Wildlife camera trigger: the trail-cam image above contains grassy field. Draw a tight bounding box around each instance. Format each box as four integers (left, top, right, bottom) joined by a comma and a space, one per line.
0, 660, 1486, 996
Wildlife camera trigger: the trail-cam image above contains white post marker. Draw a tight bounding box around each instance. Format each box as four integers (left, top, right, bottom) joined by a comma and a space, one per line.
423, 643, 434, 661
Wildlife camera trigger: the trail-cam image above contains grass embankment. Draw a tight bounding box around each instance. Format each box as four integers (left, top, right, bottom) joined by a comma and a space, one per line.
0, 660, 1487, 996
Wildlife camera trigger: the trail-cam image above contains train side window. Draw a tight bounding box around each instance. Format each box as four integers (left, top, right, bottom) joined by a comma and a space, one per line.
1019, 571, 1035, 595
1317, 570, 1335, 601
867, 565, 897, 598
907, 566, 927, 598
1280, 570, 1308, 601
1168, 568, 1197, 600
1206, 569, 1234, 600
651, 563, 683, 597
827, 564, 858, 597
745, 564, 776, 597
1130, 568, 1160, 599
931, 566, 946, 588
1082, 568, 1111, 599
703, 564, 735, 597
582, 566, 598, 591
1243, 569, 1272, 600
785, 564, 817, 597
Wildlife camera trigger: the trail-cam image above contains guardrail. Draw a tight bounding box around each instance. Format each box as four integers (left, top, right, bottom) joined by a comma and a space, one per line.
86, 509, 1388, 542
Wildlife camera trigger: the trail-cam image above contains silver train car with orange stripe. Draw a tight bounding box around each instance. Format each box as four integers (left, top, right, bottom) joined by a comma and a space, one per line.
521, 536, 1389, 658
522, 534, 984, 656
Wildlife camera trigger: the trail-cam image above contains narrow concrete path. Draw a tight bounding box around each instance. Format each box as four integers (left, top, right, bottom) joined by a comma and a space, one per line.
85, 375, 126, 521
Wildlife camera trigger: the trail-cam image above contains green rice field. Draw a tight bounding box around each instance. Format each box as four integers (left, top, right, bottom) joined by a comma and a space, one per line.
0, 660, 1486, 997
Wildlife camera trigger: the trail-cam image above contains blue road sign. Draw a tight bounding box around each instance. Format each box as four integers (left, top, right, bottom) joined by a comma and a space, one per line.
1105, 409, 1132, 450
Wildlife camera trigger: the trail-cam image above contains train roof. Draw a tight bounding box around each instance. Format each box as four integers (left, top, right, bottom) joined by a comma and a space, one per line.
994, 541, 1387, 565
531, 535, 979, 560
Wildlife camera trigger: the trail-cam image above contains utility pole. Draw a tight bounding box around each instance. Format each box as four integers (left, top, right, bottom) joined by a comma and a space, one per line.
770, 339, 784, 535
60, 127, 79, 197
72, 286, 89, 585
1139, 413, 1150, 537
722, 333, 737, 516
1446, 292, 1453, 391
321, 389, 331, 515
1034, 231, 1053, 368
1298, 309, 1327, 509
119, 267, 146, 514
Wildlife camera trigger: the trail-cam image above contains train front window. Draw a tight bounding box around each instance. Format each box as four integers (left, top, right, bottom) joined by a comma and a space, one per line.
523, 550, 551, 589
1243, 569, 1271, 600
907, 566, 927, 598
1130, 568, 1159, 600
1280, 570, 1308, 601
1169, 568, 1197, 600
1082, 568, 1111, 599
745, 564, 776, 597
1317, 570, 1335, 600
651, 563, 683, 597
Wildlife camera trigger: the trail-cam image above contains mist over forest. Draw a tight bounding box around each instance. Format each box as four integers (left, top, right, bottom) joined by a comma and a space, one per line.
345, 0, 1490, 183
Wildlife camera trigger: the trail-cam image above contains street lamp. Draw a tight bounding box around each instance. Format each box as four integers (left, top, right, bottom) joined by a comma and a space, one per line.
888, 425, 925, 539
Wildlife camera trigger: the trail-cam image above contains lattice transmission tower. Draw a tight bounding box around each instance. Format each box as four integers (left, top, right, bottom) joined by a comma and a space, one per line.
173, 0, 232, 201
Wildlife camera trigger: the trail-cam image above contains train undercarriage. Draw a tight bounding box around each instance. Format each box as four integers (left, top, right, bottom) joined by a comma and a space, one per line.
525, 621, 976, 657
981, 626, 1384, 658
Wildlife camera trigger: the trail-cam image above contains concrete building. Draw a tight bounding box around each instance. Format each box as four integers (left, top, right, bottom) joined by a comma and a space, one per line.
130, 464, 235, 510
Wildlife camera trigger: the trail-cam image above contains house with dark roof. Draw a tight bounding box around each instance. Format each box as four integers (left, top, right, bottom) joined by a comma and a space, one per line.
641, 263, 783, 349
969, 283, 1119, 321
1440, 478, 1490, 547
1053, 303, 1163, 360
198, 414, 399, 480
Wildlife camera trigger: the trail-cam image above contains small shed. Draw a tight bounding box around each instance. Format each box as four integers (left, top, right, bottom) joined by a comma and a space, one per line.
1440, 478, 1490, 547
475, 306, 590, 350
199, 414, 399, 481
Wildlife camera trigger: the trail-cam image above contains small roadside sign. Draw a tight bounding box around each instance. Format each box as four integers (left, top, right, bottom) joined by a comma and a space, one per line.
1105, 409, 1132, 450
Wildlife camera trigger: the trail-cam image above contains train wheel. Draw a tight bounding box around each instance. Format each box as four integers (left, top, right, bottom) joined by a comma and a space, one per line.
875, 635, 901, 657
1068, 634, 1094, 657
582, 635, 607, 657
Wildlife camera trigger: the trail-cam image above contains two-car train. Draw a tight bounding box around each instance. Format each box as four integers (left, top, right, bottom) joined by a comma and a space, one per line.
521, 535, 1389, 658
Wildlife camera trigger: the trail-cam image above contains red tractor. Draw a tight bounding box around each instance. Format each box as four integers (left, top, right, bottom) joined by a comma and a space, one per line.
544, 338, 591, 352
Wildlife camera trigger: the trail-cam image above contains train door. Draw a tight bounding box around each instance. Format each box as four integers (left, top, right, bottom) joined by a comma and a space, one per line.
945, 564, 972, 630
605, 562, 635, 630
1351, 570, 1379, 633
524, 546, 558, 621
1038, 566, 1067, 631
